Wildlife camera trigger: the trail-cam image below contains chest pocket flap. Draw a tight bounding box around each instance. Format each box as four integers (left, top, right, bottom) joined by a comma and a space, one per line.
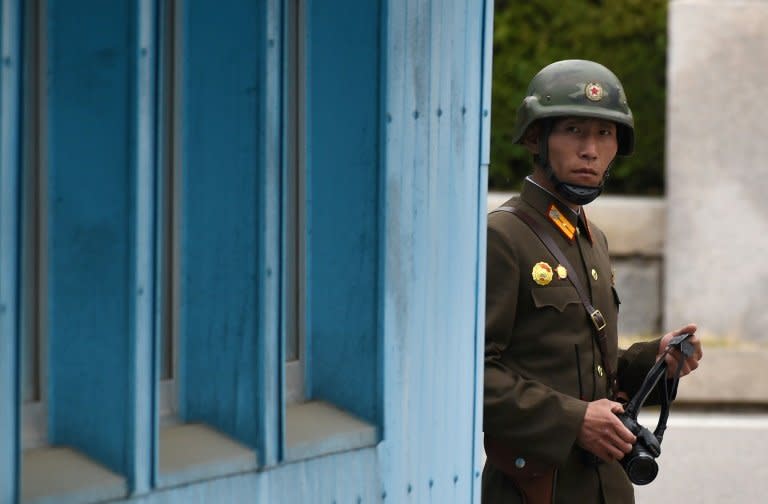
531, 286, 581, 313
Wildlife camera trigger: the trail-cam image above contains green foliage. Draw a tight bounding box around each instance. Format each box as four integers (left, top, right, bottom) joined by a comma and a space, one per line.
490, 0, 667, 194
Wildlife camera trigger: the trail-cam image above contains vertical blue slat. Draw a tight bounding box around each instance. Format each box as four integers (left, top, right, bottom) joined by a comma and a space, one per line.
472, 2, 494, 500
301, 0, 314, 410
458, 0, 486, 497
47, 0, 150, 488
154, 0, 171, 485
381, 0, 488, 502
379, 0, 408, 496
306, 0, 381, 425
263, 0, 282, 466
376, 0, 390, 438
471, 171, 488, 502
478, 0, 493, 168
131, 0, 158, 493
404, 0, 431, 497
0, 0, 21, 500
381, 0, 426, 497
429, 0, 452, 499
178, 0, 265, 452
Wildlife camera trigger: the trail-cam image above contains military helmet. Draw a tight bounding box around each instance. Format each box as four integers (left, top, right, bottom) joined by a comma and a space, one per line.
511, 59, 635, 155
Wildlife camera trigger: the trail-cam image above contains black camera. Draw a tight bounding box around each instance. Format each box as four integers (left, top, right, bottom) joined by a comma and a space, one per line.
617, 410, 661, 485
616, 332, 694, 485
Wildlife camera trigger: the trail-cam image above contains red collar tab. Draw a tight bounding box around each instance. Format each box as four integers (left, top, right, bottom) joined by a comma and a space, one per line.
547, 204, 577, 241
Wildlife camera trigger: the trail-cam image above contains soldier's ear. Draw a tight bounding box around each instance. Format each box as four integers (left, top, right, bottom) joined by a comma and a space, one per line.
522, 123, 540, 155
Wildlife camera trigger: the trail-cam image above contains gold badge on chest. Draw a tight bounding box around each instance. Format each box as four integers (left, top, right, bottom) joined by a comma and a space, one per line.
556, 264, 567, 280
532, 262, 554, 286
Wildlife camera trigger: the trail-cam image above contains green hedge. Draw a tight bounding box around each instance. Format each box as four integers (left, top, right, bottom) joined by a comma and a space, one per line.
490, 0, 667, 195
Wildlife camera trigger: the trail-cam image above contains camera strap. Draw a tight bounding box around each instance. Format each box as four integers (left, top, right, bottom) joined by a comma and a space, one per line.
624, 332, 694, 444
493, 205, 618, 397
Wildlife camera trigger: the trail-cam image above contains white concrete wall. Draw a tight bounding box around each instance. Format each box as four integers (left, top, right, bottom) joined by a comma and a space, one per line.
666, 0, 768, 343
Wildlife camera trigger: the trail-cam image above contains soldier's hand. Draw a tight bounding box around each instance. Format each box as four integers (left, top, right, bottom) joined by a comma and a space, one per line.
659, 323, 702, 378
576, 399, 636, 462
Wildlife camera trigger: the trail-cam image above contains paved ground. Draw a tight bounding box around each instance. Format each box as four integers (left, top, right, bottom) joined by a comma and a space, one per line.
634, 410, 768, 504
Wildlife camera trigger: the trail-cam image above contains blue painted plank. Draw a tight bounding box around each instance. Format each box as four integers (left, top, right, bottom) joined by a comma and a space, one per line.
154, 0, 174, 487
305, 0, 381, 425
472, 3, 495, 500
46, 0, 150, 489
177, 0, 265, 452
401, 0, 432, 499
455, 0, 489, 499
380, 0, 488, 502
381, 0, 422, 499
0, 0, 22, 500
379, 0, 410, 498
478, 0, 493, 167
130, 0, 158, 493
262, 0, 282, 467
428, 1, 460, 500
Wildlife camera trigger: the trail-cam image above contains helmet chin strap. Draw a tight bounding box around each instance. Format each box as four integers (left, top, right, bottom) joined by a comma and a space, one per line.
538, 120, 606, 206
552, 176, 605, 206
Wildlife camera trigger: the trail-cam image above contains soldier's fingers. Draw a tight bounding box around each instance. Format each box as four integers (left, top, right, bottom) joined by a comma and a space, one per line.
665, 353, 690, 377
608, 433, 633, 455
694, 342, 704, 361
613, 423, 636, 445
664, 351, 679, 366
605, 441, 628, 461
608, 401, 625, 415
674, 363, 693, 378
618, 440, 633, 455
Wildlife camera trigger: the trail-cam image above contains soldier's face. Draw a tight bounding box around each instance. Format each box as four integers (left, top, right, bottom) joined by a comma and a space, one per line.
540, 117, 618, 187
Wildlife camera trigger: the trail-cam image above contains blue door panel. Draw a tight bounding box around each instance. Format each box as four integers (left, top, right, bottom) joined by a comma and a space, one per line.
46, 0, 138, 477
177, 0, 266, 450
306, 0, 381, 426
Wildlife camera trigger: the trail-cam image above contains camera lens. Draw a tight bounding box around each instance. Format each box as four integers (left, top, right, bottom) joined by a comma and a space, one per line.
624, 454, 658, 485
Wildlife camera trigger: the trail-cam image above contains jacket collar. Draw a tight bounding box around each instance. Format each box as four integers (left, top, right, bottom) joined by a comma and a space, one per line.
520, 178, 593, 243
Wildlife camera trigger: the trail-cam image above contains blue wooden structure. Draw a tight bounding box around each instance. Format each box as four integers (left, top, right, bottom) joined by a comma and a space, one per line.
0, 0, 493, 502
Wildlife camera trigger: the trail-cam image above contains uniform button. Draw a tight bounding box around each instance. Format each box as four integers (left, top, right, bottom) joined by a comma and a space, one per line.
591, 268, 599, 281
515, 457, 526, 469
596, 364, 604, 377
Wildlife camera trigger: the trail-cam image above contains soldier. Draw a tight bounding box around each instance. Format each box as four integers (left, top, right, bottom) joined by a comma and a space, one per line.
483, 59, 703, 503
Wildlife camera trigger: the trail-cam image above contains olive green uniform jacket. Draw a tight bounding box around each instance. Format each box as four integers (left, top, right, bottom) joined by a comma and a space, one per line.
483, 180, 660, 504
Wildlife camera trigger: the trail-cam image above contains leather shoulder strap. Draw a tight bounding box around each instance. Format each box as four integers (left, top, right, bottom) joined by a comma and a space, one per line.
491, 205, 618, 396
